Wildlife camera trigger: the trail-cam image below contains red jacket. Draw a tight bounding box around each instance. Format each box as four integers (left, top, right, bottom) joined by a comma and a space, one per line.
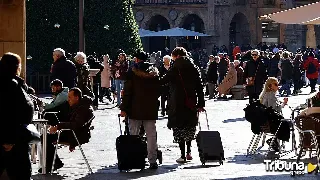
303, 57, 320, 79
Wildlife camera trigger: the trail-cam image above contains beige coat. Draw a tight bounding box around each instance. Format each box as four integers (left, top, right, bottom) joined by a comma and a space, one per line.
217, 63, 237, 95
101, 56, 111, 88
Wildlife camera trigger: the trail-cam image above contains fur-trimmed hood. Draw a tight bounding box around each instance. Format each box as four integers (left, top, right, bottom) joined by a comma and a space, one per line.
132, 65, 159, 78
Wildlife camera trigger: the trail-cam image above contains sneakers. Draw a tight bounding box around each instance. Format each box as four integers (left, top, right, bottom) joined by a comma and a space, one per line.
186, 153, 193, 161
176, 157, 187, 163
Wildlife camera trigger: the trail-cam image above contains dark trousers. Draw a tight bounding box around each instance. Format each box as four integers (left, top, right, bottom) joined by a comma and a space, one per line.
309, 78, 318, 92
99, 87, 112, 101
293, 78, 302, 92
0, 144, 31, 180
161, 92, 169, 113
93, 83, 100, 106
179, 141, 191, 158
43, 133, 68, 172
248, 92, 259, 104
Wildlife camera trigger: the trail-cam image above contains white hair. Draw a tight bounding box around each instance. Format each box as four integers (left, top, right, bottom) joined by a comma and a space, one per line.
53, 48, 65, 57
251, 49, 260, 55
74, 52, 87, 63
234, 60, 240, 66
163, 55, 171, 61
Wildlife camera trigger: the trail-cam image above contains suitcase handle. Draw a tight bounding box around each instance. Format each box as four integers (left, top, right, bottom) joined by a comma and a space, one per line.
118, 114, 130, 135
197, 111, 209, 131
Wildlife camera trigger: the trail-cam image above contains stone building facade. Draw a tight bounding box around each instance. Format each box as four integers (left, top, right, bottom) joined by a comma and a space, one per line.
133, 0, 320, 53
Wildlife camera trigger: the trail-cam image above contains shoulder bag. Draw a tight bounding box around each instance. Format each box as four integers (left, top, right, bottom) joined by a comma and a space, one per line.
246, 62, 260, 86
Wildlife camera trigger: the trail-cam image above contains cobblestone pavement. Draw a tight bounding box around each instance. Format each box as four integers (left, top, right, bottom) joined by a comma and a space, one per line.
8, 88, 320, 179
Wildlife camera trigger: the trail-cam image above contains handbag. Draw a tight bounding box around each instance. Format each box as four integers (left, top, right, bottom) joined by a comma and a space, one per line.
20, 124, 41, 144
178, 69, 197, 111
246, 62, 260, 86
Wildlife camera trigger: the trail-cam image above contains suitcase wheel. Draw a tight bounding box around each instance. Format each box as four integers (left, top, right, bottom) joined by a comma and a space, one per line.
219, 160, 223, 165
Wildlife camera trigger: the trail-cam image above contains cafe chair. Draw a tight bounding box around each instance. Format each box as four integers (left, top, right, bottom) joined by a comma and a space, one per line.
51, 116, 95, 174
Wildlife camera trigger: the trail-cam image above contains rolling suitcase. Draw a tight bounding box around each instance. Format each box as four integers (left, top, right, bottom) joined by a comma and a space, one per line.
116, 114, 147, 171
196, 111, 225, 166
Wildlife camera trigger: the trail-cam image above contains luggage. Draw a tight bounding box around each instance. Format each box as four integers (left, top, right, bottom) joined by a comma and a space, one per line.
196, 111, 225, 166
116, 114, 147, 171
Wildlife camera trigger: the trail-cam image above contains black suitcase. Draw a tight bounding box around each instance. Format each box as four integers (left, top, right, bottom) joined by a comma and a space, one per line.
116, 114, 147, 171
196, 111, 225, 166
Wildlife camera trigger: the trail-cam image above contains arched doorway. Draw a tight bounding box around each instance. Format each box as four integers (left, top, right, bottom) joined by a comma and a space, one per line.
181, 14, 205, 51
229, 13, 251, 51
148, 15, 170, 53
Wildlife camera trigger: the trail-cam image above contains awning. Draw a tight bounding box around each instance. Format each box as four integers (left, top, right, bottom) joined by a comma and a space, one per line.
260, 1, 320, 24
143, 27, 211, 37
139, 28, 155, 37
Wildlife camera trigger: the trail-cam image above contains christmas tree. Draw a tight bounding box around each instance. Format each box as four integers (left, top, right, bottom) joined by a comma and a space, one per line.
84, 0, 143, 59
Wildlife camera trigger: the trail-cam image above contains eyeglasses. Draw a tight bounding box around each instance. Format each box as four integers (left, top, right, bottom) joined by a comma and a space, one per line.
251, 54, 258, 57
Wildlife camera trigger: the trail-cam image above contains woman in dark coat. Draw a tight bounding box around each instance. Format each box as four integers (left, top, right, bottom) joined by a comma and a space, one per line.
160, 47, 205, 163
0, 52, 34, 179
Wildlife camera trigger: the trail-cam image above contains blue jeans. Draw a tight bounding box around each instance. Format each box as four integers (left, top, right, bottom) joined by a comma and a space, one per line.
115, 79, 124, 105
279, 79, 292, 96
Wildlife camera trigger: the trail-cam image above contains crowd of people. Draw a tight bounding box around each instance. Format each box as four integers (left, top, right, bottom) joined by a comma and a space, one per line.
1, 42, 320, 178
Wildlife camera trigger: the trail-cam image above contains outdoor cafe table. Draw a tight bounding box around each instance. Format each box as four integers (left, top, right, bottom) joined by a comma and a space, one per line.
32, 119, 48, 175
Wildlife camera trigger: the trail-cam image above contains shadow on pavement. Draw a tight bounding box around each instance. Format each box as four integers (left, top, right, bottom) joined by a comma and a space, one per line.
31, 174, 68, 180
182, 164, 220, 169
223, 118, 246, 123
78, 163, 181, 180
227, 154, 265, 164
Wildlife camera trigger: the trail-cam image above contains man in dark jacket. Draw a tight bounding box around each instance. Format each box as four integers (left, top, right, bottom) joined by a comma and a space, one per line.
88, 56, 104, 108
207, 55, 218, 99
0, 52, 34, 179
244, 49, 267, 103
51, 48, 77, 89
159, 55, 172, 116
120, 51, 160, 169
279, 52, 293, 96
41, 88, 94, 173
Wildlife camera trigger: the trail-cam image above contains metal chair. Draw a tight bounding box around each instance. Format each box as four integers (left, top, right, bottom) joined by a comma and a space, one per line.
51, 116, 95, 174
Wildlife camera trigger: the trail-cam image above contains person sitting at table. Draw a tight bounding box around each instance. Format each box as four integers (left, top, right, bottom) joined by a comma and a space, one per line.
39, 87, 94, 173
42, 79, 69, 125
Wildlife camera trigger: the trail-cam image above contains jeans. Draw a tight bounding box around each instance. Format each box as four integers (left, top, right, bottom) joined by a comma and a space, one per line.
115, 80, 124, 106
129, 119, 158, 164
279, 79, 292, 96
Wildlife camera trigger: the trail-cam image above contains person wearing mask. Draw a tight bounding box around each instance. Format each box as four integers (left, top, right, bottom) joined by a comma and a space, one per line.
120, 51, 160, 169
160, 47, 205, 163
0, 52, 34, 179
244, 49, 267, 103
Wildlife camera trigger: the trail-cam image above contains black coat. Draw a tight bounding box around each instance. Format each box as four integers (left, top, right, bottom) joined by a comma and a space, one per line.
159, 64, 171, 95
207, 61, 218, 83
0, 76, 34, 145
280, 59, 293, 81
160, 57, 205, 129
52, 56, 77, 88
244, 58, 267, 94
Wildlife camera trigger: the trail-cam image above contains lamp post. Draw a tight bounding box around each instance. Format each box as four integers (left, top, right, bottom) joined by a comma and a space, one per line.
79, 0, 85, 52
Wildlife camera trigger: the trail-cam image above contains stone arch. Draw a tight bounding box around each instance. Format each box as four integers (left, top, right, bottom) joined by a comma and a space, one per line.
175, 11, 207, 32
144, 15, 171, 53
229, 12, 251, 48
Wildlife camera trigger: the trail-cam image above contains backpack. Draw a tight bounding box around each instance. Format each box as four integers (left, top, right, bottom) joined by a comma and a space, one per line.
307, 62, 317, 74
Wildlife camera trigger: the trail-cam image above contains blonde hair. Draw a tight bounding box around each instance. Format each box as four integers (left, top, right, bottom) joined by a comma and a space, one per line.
259, 77, 278, 103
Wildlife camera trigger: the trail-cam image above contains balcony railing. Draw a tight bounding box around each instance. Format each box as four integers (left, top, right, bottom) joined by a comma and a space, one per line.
134, 0, 208, 5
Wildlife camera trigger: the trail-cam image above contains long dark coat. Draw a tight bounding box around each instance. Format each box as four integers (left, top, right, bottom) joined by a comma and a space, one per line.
160, 57, 205, 129
244, 58, 267, 95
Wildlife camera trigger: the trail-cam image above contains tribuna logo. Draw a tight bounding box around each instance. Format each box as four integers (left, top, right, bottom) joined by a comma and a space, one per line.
264, 160, 305, 175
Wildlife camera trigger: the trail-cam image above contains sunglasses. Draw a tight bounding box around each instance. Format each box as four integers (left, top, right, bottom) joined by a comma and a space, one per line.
251, 54, 258, 57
